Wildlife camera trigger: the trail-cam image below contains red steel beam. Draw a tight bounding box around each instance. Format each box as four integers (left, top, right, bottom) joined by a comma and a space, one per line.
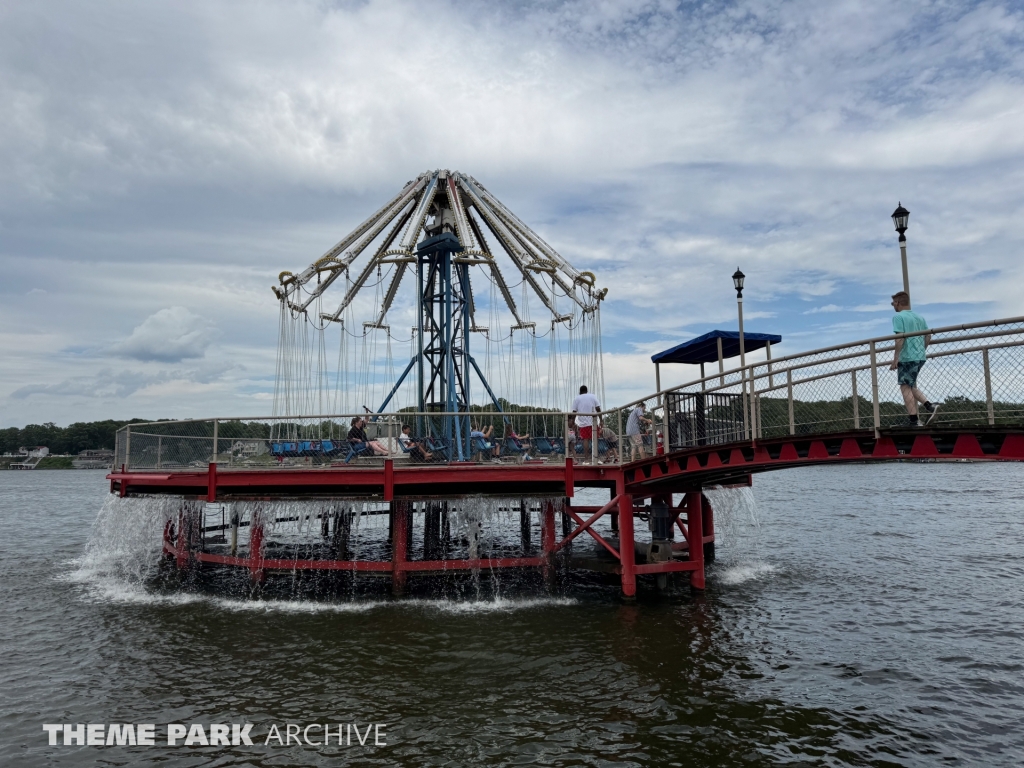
383, 459, 394, 501
400, 557, 545, 571
553, 495, 620, 554
618, 489, 636, 599
634, 561, 700, 575
686, 491, 705, 590
172, 542, 545, 573
563, 507, 621, 560
391, 501, 408, 595
207, 462, 217, 502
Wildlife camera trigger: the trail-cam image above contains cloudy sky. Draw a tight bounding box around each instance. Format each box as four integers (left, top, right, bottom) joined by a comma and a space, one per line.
2, 0, 1023, 427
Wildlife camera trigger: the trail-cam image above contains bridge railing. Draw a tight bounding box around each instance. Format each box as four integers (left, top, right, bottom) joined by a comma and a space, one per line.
639, 315, 1024, 449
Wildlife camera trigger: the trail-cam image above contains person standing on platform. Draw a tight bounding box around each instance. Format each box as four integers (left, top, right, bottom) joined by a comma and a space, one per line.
889, 291, 939, 426
571, 385, 601, 463
626, 402, 651, 461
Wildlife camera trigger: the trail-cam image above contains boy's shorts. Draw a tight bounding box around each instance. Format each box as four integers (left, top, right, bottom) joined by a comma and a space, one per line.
897, 359, 925, 387
578, 426, 593, 440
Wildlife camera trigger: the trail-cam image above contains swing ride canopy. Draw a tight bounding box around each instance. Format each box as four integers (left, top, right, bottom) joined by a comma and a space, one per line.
271, 170, 608, 422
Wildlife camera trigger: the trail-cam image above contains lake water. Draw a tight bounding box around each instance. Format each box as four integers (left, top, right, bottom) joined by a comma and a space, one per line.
1, 464, 1022, 766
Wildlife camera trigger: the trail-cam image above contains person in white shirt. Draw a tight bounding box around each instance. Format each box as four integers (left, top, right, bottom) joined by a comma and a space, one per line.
571, 385, 601, 463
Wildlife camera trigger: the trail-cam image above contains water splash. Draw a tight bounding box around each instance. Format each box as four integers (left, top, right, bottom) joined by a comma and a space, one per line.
703, 485, 779, 587
718, 562, 778, 585
66, 494, 563, 606
414, 596, 577, 614
64, 495, 178, 602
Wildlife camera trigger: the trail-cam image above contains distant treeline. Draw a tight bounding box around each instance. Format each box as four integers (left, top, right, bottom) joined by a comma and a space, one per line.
0, 419, 154, 455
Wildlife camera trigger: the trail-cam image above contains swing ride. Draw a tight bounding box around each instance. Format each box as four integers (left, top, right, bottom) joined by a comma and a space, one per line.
271, 169, 606, 460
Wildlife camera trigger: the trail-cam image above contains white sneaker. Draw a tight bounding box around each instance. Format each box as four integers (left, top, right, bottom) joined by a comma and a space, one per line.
925, 403, 941, 424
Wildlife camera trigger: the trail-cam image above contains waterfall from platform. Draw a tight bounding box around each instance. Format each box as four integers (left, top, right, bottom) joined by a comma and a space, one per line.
70, 495, 575, 605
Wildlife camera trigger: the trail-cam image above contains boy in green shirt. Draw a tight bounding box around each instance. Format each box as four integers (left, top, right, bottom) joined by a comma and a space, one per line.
889, 291, 939, 426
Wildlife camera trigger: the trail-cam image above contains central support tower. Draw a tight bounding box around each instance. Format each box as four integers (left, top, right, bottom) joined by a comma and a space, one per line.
416, 231, 474, 459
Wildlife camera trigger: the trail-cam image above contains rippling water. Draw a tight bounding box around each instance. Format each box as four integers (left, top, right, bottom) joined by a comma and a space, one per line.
2, 465, 1023, 766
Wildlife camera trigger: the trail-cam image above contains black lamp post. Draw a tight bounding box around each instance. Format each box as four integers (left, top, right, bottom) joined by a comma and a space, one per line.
732, 268, 749, 437
892, 202, 910, 307
732, 268, 746, 365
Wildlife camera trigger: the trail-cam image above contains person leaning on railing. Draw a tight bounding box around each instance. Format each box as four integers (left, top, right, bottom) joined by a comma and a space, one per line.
889, 291, 940, 427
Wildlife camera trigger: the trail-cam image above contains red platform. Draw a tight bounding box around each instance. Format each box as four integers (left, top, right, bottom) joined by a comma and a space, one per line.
113, 425, 1024, 599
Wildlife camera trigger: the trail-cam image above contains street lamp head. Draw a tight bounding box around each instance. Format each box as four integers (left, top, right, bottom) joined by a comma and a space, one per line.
891, 202, 909, 237
732, 268, 745, 298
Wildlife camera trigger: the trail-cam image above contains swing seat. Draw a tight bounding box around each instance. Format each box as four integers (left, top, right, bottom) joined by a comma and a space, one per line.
396, 439, 429, 462
343, 442, 370, 464
471, 437, 493, 462
532, 436, 555, 454
500, 437, 528, 457
425, 437, 448, 456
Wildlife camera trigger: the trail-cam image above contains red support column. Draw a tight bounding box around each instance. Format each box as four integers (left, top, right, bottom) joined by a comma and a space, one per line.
163, 519, 174, 560
174, 508, 188, 571
541, 500, 556, 588
383, 459, 394, 501
701, 493, 715, 562
686, 491, 705, 590
249, 522, 265, 583
207, 462, 217, 502
618, 490, 636, 601
391, 501, 408, 596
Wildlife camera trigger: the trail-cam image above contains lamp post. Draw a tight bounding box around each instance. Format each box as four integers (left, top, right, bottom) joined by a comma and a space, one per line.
732, 268, 748, 438
892, 202, 910, 307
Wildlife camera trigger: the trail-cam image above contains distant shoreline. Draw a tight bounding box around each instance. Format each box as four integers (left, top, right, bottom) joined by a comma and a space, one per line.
1, 456, 111, 470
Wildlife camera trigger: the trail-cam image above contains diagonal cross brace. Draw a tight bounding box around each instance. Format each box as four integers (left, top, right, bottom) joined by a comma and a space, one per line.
553, 496, 622, 558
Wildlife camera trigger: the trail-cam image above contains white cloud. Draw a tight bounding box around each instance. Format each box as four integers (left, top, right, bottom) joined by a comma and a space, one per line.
112, 307, 214, 363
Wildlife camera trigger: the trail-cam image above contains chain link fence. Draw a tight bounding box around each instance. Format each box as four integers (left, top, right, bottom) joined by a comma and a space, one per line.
114, 410, 620, 471
656, 316, 1024, 448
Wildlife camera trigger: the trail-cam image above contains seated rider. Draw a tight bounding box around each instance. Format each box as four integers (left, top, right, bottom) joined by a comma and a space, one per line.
502, 424, 531, 458
470, 424, 495, 459
348, 417, 389, 456
399, 424, 432, 462
600, 424, 619, 463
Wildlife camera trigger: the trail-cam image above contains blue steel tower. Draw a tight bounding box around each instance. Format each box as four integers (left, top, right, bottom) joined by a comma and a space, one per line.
415, 230, 475, 458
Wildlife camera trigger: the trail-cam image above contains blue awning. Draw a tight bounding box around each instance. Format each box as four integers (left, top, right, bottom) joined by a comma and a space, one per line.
651, 330, 782, 365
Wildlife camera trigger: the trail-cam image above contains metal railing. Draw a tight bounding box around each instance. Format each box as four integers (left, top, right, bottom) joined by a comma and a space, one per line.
645, 315, 1024, 449
113, 410, 624, 472
113, 315, 1024, 472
